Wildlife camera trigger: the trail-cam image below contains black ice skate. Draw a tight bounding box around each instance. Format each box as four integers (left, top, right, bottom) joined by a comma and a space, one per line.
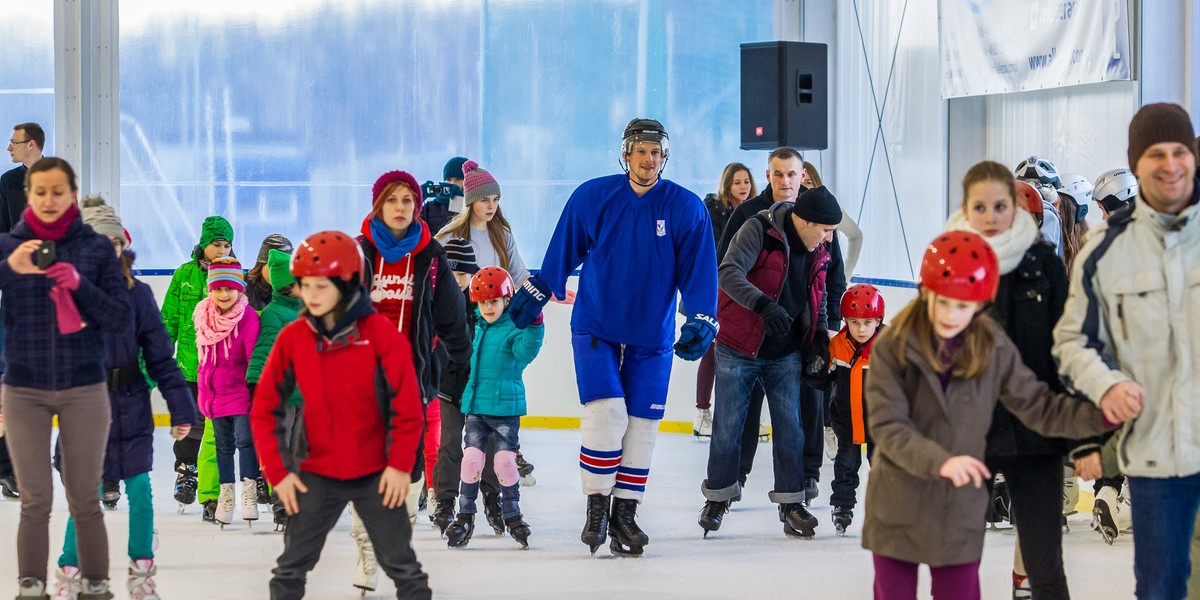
608, 497, 649, 557
201, 499, 217, 523
504, 514, 531, 549
255, 476, 270, 505
581, 494, 610, 554
698, 499, 730, 538
803, 477, 819, 507
446, 513, 475, 548
779, 503, 818, 538
482, 493, 505, 535
515, 452, 536, 486
173, 463, 197, 512
832, 506, 853, 536
432, 498, 455, 536
273, 509, 288, 533
101, 480, 120, 511
0, 475, 19, 499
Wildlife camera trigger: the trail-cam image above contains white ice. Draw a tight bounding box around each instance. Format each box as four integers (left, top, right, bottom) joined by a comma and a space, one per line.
0, 428, 1135, 599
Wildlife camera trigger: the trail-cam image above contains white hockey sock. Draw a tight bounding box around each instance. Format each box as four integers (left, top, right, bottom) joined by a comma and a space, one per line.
612, 416, 659, 503
579, 398, 628, 496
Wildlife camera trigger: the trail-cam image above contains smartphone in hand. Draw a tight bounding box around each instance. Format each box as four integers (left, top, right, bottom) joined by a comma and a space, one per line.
34, 240, 56, 270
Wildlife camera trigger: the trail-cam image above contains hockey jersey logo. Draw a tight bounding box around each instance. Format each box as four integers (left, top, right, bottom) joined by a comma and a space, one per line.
656, 219, 666, 237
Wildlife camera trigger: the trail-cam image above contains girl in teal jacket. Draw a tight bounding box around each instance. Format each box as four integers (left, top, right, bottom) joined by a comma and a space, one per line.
446, 266, 544, 550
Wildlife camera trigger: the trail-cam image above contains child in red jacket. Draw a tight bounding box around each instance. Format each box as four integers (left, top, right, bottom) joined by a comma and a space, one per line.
250, 231, 431, 600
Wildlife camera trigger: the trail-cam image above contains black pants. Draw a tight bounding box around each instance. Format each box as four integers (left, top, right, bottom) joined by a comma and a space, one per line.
269, 471, 431, 600
988, 454, 1070, 600
830, 419, 873, 508
0, 438, 13, 479
172, 381, 205, 467
740, 383, 824, 484
435, 397, 498, 502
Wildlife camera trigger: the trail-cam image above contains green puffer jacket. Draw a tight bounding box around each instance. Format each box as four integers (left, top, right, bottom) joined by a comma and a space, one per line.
247, 292, 303, 406
461, 310, 544, 417
161, 259, 207, 381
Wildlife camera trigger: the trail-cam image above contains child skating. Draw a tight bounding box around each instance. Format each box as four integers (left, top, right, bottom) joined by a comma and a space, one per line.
194, 256, 262, 528
250, 231, 431, 600
445, 266, 544, 549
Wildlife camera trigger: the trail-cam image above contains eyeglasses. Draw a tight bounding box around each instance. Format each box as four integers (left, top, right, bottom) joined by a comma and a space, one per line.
7, 139, 31, 146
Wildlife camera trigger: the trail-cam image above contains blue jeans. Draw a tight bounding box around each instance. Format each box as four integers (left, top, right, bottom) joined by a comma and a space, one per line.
703, 343, 805, 504
211, 414, 259, 484
1128, 473, 1200, 599
459, 415, 521, 519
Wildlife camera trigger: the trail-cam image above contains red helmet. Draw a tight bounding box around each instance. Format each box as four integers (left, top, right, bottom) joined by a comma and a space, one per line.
1015, 180, 1043, 217
919, 232, 999, 302
290, 230, 365, 282
469, 266, 515, 303
840, 284, 885, 320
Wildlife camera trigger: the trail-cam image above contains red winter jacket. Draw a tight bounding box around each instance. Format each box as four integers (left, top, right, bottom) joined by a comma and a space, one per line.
250, 311, 424, 485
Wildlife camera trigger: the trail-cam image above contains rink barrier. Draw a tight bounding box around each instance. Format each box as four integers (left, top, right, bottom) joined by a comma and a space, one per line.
146, 413, 694, 434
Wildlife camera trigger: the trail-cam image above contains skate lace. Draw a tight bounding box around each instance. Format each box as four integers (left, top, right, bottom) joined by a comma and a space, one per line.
614, 502, 643, 533
586, 498, 608, 529
219, 490, 236, 513
128, 575, 157, 600
242, 481, 258, 508
702, 501, 728, 519
700, 410, 713, 430
53, 575, 80, 600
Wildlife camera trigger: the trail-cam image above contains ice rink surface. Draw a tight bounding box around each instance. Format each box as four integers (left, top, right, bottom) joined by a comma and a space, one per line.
0, 429, 1135, 599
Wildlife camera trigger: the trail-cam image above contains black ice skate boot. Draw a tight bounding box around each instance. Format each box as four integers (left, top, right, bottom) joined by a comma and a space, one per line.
0, 474, 19, 499
831, 506, 853, 536
698, 499, 730, 538
504, 514, 531, 549
779, 502, 818, 538
482, 493, 505, 535
172, 463, 197, 512
446, 513, 475, 548
515, 452, 536, 486
273, 508, 288, 533
101, 480, 121, 511
581, 494, 610, 555
608, 498, 649, 557
432, 498, 456, 537
803, 477, 819, 507
255, 476, 270, 505
201, 499, 217, 523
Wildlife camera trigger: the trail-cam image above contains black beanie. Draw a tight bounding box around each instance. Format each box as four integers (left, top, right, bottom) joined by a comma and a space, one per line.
1127, 103, 1197, 169
792, 186, 842, 225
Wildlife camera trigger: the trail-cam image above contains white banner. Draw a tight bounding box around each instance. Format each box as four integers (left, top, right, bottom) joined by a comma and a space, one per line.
940, 0, 1131, 98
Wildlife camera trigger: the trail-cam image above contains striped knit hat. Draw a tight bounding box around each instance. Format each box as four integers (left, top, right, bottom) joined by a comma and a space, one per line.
443, 237, 479, 274
462, 160, 500, 206
207, 256, 246, 292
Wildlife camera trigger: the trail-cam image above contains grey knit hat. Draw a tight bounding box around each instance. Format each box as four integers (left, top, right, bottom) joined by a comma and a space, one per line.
80, 195, 128, 243
461, 160, 501, 206
255, 233, 294, 265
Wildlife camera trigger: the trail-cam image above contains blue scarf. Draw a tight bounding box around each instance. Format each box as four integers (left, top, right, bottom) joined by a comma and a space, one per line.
370, 217, 424, 263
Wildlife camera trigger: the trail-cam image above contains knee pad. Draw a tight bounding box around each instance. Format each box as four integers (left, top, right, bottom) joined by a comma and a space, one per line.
494, 451, 520, 488
461, 447, 486, 484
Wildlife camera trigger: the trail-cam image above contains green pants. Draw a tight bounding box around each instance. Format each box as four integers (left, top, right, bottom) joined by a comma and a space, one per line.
59, 472, 154, 565
198, 418, 219, 503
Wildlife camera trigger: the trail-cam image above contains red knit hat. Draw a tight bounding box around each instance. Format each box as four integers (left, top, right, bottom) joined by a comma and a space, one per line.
462, 160, 501, 206
371, 170, 422, 210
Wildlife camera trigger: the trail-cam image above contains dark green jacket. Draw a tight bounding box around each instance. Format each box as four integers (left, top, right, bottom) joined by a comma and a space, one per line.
247, 292, 303, 406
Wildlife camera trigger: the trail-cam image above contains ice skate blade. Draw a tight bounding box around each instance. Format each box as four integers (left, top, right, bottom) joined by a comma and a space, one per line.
783, 524, 816, 539
609, 539, 644, 558
102, 501, 118, 511
519, 475, 536, 487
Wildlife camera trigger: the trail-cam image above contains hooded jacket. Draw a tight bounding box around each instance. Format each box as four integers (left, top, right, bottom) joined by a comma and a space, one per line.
161, 258, 208, 381
461, 309, 544, 417
195, 301, 260, 419
1054, 178, 1200, 478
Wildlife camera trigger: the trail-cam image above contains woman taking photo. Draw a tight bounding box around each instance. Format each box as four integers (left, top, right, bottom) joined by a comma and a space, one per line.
0, 157, 132, 598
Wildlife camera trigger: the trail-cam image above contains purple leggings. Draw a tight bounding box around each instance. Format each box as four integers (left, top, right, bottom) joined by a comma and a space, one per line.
873, 554, 980, 600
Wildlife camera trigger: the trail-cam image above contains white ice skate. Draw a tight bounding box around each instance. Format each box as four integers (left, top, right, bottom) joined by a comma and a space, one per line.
53, 566, 81, 600
241, 477, 260, 524
758, 424, 771, 442
693, 409, 712, 439
127, 559, 160, 600
405, 475, 424, 525
1093, 485, 1121, 544
215, 483, 235, 528
350, 505, 379, 596
823, 426, 838, 460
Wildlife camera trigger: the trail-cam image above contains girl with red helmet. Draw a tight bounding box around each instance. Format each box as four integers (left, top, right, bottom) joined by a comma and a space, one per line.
249, 231, 432, 600
945, 160, 1074, 597
862, 231, 1115, 600
824, 284, 885, 536
444, 266, 545, 550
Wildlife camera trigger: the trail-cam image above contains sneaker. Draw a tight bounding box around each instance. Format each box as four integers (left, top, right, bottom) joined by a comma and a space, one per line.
693, 409, 713, 438
54, 566, 81, 599
824, 426, 838, 460
127, 559, 159, 600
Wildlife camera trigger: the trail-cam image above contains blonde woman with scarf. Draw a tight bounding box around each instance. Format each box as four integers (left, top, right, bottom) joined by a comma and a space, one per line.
944, 160, 1072, 599
194, 256, 262, 528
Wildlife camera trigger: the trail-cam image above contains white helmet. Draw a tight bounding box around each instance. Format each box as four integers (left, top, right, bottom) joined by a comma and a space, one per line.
1015, 156, 1062, 188
1058, 174, 1093, 223
1092, 168, 1139, 214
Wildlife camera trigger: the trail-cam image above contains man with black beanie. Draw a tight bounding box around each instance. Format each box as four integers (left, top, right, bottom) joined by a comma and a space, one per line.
697, 185, 840, 539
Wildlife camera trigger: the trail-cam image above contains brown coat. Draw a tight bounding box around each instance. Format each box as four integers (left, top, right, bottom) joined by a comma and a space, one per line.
861, 323, 1108, 566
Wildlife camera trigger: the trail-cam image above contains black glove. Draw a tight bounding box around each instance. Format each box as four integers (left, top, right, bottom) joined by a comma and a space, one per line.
758, 302, 792, 338
805, 335, 830, 377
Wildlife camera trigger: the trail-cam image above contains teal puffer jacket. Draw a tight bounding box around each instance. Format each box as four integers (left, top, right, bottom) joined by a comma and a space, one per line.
461, 310, 544, 417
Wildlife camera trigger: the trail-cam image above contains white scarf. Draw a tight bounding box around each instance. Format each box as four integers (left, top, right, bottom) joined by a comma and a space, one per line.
944, 208, 1041, 275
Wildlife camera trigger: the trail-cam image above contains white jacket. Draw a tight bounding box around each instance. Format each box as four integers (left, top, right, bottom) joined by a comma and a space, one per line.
1053, 185, 1200, 478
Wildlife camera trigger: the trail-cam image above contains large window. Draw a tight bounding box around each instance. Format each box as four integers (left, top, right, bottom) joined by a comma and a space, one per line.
119, 1, 773, 268
0, 5, 54, 162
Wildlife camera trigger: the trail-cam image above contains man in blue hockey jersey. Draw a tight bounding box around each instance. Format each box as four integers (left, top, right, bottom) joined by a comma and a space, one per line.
509, 118, 718, 557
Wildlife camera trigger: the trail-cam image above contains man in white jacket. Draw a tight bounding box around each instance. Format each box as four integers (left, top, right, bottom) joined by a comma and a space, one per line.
1053, 103, 1198, 600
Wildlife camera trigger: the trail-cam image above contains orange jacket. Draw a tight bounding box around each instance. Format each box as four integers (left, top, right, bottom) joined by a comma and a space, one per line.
828, 329, 872, 445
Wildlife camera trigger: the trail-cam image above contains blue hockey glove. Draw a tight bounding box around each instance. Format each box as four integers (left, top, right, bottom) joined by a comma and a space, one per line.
674, 313, 719, 361
509, 277, 552, 329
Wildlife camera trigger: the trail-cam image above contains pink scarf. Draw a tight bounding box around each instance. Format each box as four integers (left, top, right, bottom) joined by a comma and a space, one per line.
24, 204, 79, 241
193, 294, 249, 364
